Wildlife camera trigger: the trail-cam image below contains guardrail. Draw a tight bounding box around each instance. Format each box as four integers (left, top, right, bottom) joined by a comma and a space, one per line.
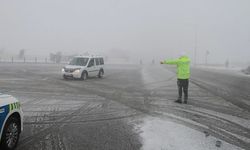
0, 57, 68, 64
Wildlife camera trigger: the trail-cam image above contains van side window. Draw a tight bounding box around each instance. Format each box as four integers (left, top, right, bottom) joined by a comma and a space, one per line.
79, 58, 89, 66
95, 58, 100, 66
88, 59, 94, 67
100, 58, 104, 65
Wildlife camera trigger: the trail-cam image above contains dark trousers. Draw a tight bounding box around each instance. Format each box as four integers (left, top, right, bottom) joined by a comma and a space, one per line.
177, 79, 189, 101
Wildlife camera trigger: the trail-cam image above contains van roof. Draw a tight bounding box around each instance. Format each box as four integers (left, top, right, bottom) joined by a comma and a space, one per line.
74, 55, 103, 58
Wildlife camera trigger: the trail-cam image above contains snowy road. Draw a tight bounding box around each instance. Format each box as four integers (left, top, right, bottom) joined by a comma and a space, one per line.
0, 63, 249, 150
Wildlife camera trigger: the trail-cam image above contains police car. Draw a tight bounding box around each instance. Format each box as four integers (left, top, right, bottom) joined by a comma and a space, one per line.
0, 93, 23, 150
62, 55, 105, 80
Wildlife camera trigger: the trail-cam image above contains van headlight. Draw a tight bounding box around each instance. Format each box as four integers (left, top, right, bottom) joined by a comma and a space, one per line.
74, 69, 80, 73
62, 68, 65, 72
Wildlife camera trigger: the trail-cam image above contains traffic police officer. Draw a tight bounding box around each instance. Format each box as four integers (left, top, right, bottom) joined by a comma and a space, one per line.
161, 53, 191, 104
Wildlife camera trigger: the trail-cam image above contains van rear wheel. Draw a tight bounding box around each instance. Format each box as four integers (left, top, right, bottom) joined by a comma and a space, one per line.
98, 69, 104, 78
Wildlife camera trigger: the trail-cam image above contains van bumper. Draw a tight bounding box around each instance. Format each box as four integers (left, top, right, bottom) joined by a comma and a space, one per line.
62, 72, 81, 79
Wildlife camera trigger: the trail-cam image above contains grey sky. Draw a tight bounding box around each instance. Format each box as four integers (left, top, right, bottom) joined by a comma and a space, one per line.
1, 0, 250, 64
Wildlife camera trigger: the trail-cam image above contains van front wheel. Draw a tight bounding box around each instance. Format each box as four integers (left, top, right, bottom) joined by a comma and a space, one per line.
81, 71, 87, 80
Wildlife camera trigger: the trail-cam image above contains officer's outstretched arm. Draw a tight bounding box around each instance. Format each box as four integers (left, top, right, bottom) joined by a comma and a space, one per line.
163, 59, 179, 65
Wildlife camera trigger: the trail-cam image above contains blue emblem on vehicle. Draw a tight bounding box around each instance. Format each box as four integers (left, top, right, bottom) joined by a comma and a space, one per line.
0, 105, 9, 133
0, 108, 5, 114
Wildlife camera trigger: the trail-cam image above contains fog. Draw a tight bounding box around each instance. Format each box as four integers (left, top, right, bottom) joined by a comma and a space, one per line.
1, 0, 250, 65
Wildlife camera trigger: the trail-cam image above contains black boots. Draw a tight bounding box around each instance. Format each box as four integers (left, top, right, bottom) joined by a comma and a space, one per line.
175, 97, 182, 103
184, 97, 188, 104
175, 97, 188, 104
175, 100, 182, 103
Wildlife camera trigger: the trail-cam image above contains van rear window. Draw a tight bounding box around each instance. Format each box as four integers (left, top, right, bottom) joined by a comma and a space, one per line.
100, 58, 104, 65
95, 58, 100, 65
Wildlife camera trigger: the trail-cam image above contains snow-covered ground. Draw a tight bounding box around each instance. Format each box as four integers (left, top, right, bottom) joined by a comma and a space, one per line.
1, 63, 249, 150
139, 65, 248, 150
139, 117, 243, 150
195, 65, 250, 77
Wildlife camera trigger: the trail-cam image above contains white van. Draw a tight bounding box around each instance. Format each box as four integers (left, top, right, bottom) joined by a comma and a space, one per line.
62, 55, 105, 80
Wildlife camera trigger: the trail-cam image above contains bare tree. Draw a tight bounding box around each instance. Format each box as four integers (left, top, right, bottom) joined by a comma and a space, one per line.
55, 51, 62, 63
50, 53, 56, 63
18, 49, 25, 59
0, 48, 4, 54
225, 59, 229, 68
0, 48, 4, 61
49, 51, 62, 63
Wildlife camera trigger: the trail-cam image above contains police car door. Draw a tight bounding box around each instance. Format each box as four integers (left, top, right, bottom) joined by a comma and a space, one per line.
0, 100, 10, 134
87, 58, 96, 77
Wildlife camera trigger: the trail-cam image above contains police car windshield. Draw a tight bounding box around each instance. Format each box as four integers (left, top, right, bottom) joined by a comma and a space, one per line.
69, 57, 89, 66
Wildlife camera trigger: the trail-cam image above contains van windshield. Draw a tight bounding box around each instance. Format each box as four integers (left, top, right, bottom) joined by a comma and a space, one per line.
69, 57, 89, 66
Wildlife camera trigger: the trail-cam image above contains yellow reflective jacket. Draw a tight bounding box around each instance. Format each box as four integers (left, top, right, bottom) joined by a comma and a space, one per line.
163, 56, 190, 79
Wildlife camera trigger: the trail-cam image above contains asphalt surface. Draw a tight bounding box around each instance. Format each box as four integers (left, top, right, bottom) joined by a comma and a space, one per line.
0, 63, 249, 150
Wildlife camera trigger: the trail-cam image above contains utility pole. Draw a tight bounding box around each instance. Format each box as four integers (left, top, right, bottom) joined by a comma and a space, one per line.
194, 26, 197, 66
205, 50, 209, 65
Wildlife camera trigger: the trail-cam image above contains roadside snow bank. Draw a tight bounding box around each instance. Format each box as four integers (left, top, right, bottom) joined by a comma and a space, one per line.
139, 117, 243, 150
195, 65, 247, 76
